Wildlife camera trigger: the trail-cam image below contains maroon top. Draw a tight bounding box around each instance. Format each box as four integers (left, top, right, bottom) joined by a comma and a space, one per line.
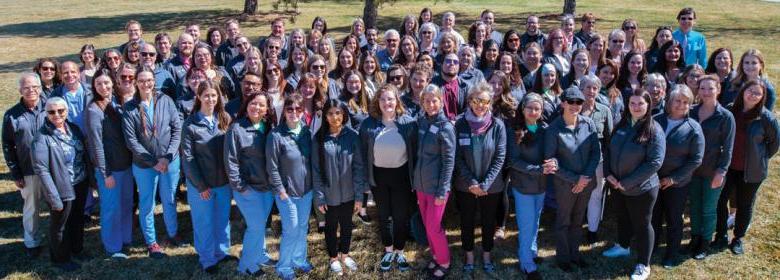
442, 78, 459, 121
730, 110, 748, 171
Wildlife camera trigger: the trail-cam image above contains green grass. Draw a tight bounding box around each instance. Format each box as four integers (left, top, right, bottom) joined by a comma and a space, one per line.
1, 0, 780, 279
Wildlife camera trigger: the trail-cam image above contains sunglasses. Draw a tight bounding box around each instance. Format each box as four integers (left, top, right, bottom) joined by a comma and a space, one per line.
311, 65, 326, 70
108, 56, 122, 61
680, 17, 694, 21
421, 31, 432, 35
444, 58, 460, 65
285, 106, 304, 113
389, 75, 404, 81
141, 52, 157, 57
566, 99, 584, 105
266, 68, 280, 74
611, 40, 625, 43
40, 66, 55, 71
120, 75, 135, 81
267, 46, 280, 50
508, 38, 520, 42
47, 108, 66, 115
623, 26, 637, 30
470, 98, 491, 106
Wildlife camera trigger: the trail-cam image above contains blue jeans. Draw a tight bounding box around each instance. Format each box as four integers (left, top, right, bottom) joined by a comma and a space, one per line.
233, 189, 274, 274
513, 189, 544, 273
96, 168, 134, 254
132, 158, 181, 245
187, 182, 232, 268
275, 191, 312, 277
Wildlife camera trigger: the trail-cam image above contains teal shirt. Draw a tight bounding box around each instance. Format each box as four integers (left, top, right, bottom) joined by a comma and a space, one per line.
471, 134, 486, 178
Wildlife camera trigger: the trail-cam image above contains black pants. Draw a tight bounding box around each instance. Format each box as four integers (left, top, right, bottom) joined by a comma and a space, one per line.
614, 187, 658, 266
651, 186, 688, 259
716, 169, 762, 240
456, 190, 501, 252
372, 164, 412, 250
495, 187, 510, 229
325, 201, 355, 258
49, 180, 88, 263
554, 182, 593, 262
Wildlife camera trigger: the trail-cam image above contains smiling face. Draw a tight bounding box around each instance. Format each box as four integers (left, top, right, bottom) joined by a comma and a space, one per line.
186, 25, 201, 41
310, 59, 327, 79
488, 75, 504, 95
135, 71, 155, 94
523, 100, 543, 122
346, 74, 362, 94
226, 22, 240, 40
178, 34, 195, 56
246, 94, 268, 122
388, 69, 405, 88
362, 57, 377, 74
526, 17, 539, 34
598, 66, 615, 85
669, 93, 691, 119
265, 63, 281, 83
507, 33, 521, 51
665, 46, 681, 63
235, 37, 250, 54
240, 74, 261, 96
140, 44, 157, 67
741, 55, 762, 79
156, 37, 172, 56
127, 23, 141, 41
118, 67, 136, 92
198, 88, 219, 112
422, 92, 442, 116
499, 55, 513, 74
194, 47, 212, 69
299, 81, 316, 99
542, 70, 557, 88
284, 102, 304, 125
582, 82, 599, 100
81, 49, 95, 64
678, 12, 696, 31
743, 84, 764, 109
19, 76, 41, 105
325, 106, 345, 130
60, 62, 80, 86
697, 79, 719, 102
628, 54, 644, 74
608, 33, 626, 54
628, 95, 649, 120
401, 38, 415, 57
715, 51, 732, 73
39, 61, 56, 82
46, 102, 68, 128
245, 51, 262, 72
524, 47, 541, 65
93, 75, 113, 99
469, 91, 492, 117
339, 50, 354, 69
573, 51, 589, 72
410, 72, 429, 93
656, 30, 673, 47
378, 90, 398, 117
442, 54, 460, 76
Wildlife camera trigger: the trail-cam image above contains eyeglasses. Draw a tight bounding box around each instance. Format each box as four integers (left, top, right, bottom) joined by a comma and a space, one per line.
585, 21, 596, 24
266, 68, 280, 74
386, 39, 399, 42
389, 75, 404, 82
141, 52, 157, 57
267, 45, 280, 50
470, 98, 491, 106
40, 66, 55, 71
47, 108, 66, 115
21, 85, 41, 91
108, 56, 121, 61
611, 40, 625, 43
285, 106, 304, 113
444, 58, 460, 65
508, 38, 520, 42
623, 26, 637, 30
421, 31, 432, 35
120, 75, 135, 81
311, 64, 326, 70
566, 99, 584, 105
680, 17, 694, 21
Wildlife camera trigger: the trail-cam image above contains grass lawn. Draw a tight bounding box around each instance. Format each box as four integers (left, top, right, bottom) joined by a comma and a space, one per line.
1, 0, 780, 279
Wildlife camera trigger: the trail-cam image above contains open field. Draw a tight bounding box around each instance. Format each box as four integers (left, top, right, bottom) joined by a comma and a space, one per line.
1, 0, 779, 279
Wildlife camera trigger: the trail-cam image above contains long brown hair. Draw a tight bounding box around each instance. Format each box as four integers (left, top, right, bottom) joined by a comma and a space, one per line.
616, 88, 656, 144
192, 79, 231, 132
731, 79, 767, 120
237, 92, 277, 128
340, 70, 371, 114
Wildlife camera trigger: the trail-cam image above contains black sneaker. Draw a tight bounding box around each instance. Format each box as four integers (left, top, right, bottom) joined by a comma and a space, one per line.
318, 224, 326, 234
358, 213, 372, 225
572, 259, 589, 269
586, 230, 599, 245
25, 246, 42, 258
711, 235, 729, 251
557, 261, 574, 272
526, 270, 542, 280
166, 235, 188, 247
219, 255, 238, 264
533, 257, 544, 264
693, 240, 709, 260
686, 235, 701, 256
730, 238, 744, 255
204, 265, 218, 274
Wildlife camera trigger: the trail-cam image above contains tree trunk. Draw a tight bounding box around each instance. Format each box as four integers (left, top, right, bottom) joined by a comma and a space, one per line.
244, 0, 258, 15
563, 0, 576, 15
363, 0, 378, 29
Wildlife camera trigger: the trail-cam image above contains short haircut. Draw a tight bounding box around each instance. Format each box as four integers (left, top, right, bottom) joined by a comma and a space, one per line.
125, 20, 141, 30
677, 7, 696, 20
45, 96, 68, 110
18, 72, 42, 89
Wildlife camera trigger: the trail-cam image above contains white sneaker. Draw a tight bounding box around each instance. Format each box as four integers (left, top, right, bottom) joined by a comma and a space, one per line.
630, 264, 651, 280
342, 256, 358, 271
602, 244, 631, 258
330, 259, 344, 276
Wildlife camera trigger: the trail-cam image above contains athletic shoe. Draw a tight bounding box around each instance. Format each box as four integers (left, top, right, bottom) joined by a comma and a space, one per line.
110, 252, 129, 260
260, 258, 278, 268
343, 256, 358, 271
358, 213, 372, 225
730, 238, 744, 255
395, 251, 411, 271
587, 230, 599, 245
330, 259, 344, 276
495, 227, 506, 240
630, 264, 651, 280
380, 252, 395, 271
602, 244, 631, 258
147, 243, 167, 259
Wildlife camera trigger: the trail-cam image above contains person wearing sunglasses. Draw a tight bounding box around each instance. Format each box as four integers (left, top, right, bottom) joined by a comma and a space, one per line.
34, 57, 61, 100
377, 29, 400, 72
453, 82, 506, 274
432, 53, 469, 121
139, 43, 176, 99
673, 7, 707, 68
621, 19, 646, 54
84, 70, 135, 261
32, 97, 89, 272
258, 17, 290, 61
543, 87, 600, 272
2, 73, 47, 259
225, 36, 253, 87
358, 84, 416, 272
98, 49, 123, 77
266, 93, 314, 280
651, 85, 704, 268
122, 67, 184, 258
602, 89, 666, 280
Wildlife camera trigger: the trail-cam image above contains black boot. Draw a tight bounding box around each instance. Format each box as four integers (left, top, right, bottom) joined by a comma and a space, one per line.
686, 235, 701, 256
711, 234, 729, 251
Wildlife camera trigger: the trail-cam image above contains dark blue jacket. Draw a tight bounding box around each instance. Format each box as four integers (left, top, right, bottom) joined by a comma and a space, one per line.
453, 116, 507, 193
85, 100, 132, 176
181, 112, 229, 191
605, 120, 666, 196
729, 106, 780, 183
32, 120, 88, 210
413, 111, 456, 198
358, 114, 417, 186
2, 99, 45, 180
312, 127, 367, 206
122, 92, 183, 168
432, 75, 471, 115
224, 118, 271, 192
266, 122, 313, 197
507, 123, 548, 194
690, 104, 735, 178
655, 114, 705, 187
543, 115, 601, 186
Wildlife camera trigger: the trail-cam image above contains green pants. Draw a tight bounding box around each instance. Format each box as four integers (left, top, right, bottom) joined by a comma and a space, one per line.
688, 176, 723, 241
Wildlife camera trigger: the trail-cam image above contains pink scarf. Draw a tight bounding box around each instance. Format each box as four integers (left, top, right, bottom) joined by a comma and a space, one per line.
465, 109, 493, 135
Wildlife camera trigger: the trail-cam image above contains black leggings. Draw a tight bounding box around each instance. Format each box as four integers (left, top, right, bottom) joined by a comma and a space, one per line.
49, 179, 88, 263
372, 164, 412, 250
324, 201, 355, 258
614, 188, 658, 266
456, 190, 502, 252
651, 186, 688, 259
716, 169, 762, 240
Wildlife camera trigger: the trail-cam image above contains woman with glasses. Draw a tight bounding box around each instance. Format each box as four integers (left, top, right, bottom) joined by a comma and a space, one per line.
358, 84, 417, 272
621, 19, 646, 54
79, 44, 99, 90
84, 70, 134, 260
721, 49, 776, 110
602, 89, 665, 280
32, 97, 89, 272
544, 87, 601, 272
267, 93, 314, 280
454, 82, 507, 274
191, 45, 236, 100
501, 29, 522, 56
542, 28, 571, 76
606, 29, 626, 66
419, 23, 438, 56
34, 58, 61, 99
122, 67, 183, 258
225, 92, 277, 276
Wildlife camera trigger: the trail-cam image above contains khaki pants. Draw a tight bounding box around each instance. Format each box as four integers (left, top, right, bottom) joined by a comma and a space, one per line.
20, 175, 44, 248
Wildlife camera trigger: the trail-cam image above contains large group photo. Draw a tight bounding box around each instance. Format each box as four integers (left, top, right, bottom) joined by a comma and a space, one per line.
1, 0, 779, 279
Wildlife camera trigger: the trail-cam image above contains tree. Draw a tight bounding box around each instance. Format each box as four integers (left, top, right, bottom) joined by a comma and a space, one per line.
244, 0, 258, 15
563, 0, 576, 15
364, 0, 379, 29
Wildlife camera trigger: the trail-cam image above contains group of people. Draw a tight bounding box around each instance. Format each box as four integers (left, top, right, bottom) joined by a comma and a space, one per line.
3, 5, 778, 280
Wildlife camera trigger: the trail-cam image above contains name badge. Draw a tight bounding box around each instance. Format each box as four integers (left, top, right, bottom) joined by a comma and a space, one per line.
459, 138, 471, 146
429, 126, 439, 134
